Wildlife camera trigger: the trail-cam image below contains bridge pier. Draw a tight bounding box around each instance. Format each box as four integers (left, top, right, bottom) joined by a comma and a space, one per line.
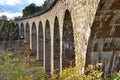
24, 24, 26, 42
60, 23, 63, 72
29, 24, 32, 50
43, 26, 45, 72
51, 28, 54, 74
37, 27, 39, 60
26, 23, 30, 45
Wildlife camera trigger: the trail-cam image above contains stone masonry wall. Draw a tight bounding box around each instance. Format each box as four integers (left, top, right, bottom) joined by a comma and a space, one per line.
86, 0, 120, 77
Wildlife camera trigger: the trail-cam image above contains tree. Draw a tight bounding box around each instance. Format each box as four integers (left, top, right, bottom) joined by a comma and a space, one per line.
42, 0, 51, 9
22, 3, 40, 17
22, 0, 55, 17
14, 16, 22, 20
0, 15, 7, 20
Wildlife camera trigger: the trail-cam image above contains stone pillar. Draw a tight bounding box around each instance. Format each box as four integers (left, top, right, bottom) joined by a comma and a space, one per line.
37, 26, 39, 60
19, 24, 21, 36
60, 24, 63, 72
29, 24, 32, 50
24, 24, 27, 42
51, 24, 54, 74
43, 24, 46, 72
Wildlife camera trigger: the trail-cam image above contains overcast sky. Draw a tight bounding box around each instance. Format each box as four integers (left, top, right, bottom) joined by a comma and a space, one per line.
0, 0, 46, 19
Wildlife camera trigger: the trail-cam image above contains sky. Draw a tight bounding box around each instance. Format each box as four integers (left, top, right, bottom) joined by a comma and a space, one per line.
0, 0, 46, 19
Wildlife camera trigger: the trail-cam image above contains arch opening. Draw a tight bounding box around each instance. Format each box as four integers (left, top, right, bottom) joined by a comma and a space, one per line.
20, 23, 24, 37
54, 17, 60, 71
32, 22, 37, 56
38, 22, 43, 66
26, 23, 30, 44
62, 10, 75, 69
14, 23, 19, 40
45, 20, 51, 73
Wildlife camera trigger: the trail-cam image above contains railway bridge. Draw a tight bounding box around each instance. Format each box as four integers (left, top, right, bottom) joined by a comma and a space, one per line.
15, 0, 120, 75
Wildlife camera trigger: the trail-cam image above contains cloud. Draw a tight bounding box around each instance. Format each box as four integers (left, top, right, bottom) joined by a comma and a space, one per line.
0, 11, 22, 19
0, 0, 46, 6
27, 0, 46, 6
0, 0, 20, 5
0, 0, 46, 19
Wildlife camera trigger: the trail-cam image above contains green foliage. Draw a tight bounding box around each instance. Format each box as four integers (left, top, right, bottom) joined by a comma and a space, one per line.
0, 43, 45, 80
14, 16, 22, 20
22, 3, 40, 17
1, 44, 120, 80
0, 43, 120, 80
57, 63, 103, 80
47, 57, 103, 80
0, 15, 7, 20
49, 60, 120, 80
22, 0, 54, 17
0, 20, 19, 40
108, 72, 120, 80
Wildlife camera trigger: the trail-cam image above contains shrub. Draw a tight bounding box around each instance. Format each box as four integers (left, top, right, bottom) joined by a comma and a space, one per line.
0, 43, 45, 80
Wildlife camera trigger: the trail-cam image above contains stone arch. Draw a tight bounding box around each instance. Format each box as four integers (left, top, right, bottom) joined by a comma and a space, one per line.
45, 20, 51, 72
16, 23, 19, 30
13, 23, 19, 40
38, 21, 43, 65
26, 23, 30, 44
62, 10, 75, 69
20, 23, 24, 37
54, 16, 60, 71
32, 22, 37, 56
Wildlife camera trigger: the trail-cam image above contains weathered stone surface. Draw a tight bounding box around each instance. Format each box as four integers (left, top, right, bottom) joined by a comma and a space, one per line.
86, 0, 120, 77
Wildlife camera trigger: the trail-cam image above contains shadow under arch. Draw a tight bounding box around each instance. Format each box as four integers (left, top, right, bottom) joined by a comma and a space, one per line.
26, 23, 30, 44
62, 10, 75, 69
45, 20, 51, 73
15, 23, 19, 33
38, 21, 43, 66
32, 22, 37, 56
54, 16, 60, 71
20, 23, 24, 37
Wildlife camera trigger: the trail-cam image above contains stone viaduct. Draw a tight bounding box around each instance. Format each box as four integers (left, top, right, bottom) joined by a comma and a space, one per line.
14, 0, 120, 75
